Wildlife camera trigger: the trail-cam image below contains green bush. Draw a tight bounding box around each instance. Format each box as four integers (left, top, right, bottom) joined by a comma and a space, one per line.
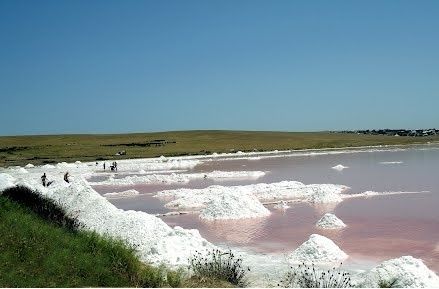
279, 262, 352, 288
189, 249, 249, 287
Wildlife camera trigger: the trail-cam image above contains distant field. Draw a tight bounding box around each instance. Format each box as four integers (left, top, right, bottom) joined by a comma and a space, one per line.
0, 130, 438, 167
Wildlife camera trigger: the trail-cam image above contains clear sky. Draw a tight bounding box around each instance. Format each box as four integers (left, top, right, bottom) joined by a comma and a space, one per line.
0, 0, 438, 135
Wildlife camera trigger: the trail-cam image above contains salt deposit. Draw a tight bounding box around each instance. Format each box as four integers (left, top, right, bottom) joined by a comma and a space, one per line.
344, 191, 424, 200
25, 163, 35, 168
380, 161, 404, 164
41, 164, 56, 169
103, 189, 140, 199
103, 158, 201, 172
307, 187, 344, 203
288, 234, 348, 264
360, 256, 439, 288
200, 191, 271, 220
332, 164, 349, 171
2, 174, 215, 267
89, 170, 266, 186
157, 181, 348, 214
0, 173, 16, 192
316, 213, 347, 229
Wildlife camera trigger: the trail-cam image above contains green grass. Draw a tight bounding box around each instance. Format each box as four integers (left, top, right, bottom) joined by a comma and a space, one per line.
0, 195, 176, 287
1, 130, 438, 167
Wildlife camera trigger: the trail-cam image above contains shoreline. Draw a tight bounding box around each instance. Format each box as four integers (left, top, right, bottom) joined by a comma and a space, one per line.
2, 131, 438, 167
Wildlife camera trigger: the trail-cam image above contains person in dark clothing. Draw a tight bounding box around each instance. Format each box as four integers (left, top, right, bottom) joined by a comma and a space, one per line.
64, 172, 70, 183
103, 163, 106, 170
41, 173, 47, 187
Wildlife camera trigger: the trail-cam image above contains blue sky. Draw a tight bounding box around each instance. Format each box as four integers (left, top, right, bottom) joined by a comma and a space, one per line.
0, 0, 438, 135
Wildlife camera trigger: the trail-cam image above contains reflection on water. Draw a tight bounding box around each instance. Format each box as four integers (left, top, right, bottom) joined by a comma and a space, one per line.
92, 145, 439, 272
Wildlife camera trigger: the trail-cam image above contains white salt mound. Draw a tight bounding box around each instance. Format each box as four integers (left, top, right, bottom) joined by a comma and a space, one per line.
288, 234, 348, 264
103, 189, 140, 199
25, 163, 35, 168
42, 164, 56, 169
307, 186, 343, 203
360, 256, 439, 288
157, 181, 348, 211
200, 191, 270, 220
316, 213, 347, 229
8, 176, 214, 267
17, 167, 28, 174
332, 164, 349, 171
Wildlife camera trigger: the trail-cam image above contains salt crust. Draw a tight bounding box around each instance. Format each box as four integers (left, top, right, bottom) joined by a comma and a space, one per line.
315, 213, 347, 229
89, 170, 266, 186
380, 161, 404, 164
288, 234, 348, 264
103, 189, 140, 199
360, 256, 439, 288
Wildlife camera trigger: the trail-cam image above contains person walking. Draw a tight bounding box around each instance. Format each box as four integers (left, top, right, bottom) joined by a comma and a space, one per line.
103, 163, 106, 170
41, 173, 47, 187
64, 172, 70, 183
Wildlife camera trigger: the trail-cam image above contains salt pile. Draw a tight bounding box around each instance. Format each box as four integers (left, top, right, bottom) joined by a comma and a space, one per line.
200, 191, 270, 220
25, 163, 35, 168
103, 189, 140, 199
41, 164, 56, 169
156, 181, 348, 217
360, 256, 439, 288
316, 213, 347, 229
288, 234, 348, 264
332, 164, 349, 171
306, 186, 344, 203
3, 174, 215, 267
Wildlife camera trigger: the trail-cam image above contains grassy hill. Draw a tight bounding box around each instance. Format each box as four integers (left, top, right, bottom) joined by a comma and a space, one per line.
1, 130, 438, 167
0, 194, 180, 287
0, 185, 235, 287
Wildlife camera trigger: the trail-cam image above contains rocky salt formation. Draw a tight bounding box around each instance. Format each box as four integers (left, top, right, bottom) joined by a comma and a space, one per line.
316, 213, 347, 229
288, 234, 348, 264
359, 256, 439, 288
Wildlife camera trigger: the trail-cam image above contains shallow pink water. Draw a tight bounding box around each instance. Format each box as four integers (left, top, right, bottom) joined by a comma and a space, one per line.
92, 146, 439, 272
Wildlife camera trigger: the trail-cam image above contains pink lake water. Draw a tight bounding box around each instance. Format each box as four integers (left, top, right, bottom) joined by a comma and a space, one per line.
92, 145, 439, 272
